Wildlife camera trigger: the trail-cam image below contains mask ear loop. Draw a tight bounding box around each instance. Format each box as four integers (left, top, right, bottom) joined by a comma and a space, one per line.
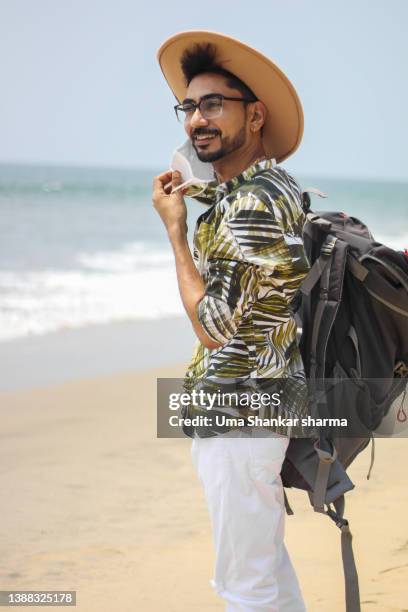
183, 182, 209, 197
170, 179, 191, 193
163, 178, 190, 192
165, 179, 208, 197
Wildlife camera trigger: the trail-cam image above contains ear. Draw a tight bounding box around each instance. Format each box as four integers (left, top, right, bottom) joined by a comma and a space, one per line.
248, 100, 266, 133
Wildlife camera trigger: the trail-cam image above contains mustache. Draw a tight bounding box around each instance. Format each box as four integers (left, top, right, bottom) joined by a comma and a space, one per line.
192, 129, 220, 138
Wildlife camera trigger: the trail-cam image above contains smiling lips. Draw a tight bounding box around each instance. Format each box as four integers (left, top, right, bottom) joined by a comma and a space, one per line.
194, 133, 218, 146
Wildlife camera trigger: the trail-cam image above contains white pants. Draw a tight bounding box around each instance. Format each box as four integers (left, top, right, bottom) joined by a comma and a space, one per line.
191, 429, 306, 612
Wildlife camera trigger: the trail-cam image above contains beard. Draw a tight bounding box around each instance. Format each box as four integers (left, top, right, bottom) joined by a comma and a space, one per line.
192, 126, 246, 162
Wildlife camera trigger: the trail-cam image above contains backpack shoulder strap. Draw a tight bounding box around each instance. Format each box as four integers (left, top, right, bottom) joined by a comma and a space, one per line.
300, 233, 337, 297
300, 222, 348, 381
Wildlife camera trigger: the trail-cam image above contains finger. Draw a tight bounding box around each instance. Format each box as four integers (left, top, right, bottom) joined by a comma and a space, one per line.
171, 171, 185, 194
163, 180, 173, 195
171, 171, 182, 187
153, 170, 172, 192
157, 169, 172, 181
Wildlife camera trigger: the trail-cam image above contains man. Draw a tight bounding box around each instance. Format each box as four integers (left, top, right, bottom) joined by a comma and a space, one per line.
153, 31, 311, 611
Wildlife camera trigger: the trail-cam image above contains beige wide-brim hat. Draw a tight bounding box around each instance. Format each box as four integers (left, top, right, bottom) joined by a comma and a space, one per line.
157, 30, 304, 163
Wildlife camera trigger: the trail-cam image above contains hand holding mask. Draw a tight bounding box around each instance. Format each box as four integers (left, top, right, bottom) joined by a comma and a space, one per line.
165, 140, 215, 195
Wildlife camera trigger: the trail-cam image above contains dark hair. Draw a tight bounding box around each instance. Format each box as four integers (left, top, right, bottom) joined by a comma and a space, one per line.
180, 43, 257, 101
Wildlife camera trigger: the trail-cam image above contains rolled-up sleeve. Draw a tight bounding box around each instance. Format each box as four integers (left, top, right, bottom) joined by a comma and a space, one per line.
197, 191, 309, 346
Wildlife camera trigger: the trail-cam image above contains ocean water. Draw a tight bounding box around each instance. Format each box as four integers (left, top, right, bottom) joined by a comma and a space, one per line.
0, 163, 407, 342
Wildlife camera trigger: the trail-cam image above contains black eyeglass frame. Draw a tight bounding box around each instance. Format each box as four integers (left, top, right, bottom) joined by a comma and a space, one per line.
174, 93, 258, 122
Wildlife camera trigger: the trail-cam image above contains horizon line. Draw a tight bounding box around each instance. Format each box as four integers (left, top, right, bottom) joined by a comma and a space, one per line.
0, 159, 407, 185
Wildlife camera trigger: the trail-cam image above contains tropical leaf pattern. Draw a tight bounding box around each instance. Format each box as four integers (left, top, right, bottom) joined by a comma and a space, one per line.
182, 159, 315, 437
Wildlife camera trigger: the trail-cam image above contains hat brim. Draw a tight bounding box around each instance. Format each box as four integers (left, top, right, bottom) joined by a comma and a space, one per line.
157, 30, 304, 164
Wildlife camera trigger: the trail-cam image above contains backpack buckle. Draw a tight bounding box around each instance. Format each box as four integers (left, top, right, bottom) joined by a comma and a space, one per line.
395, 361, 408, 378
314, 440, 338, 463
321, 238, 336, 257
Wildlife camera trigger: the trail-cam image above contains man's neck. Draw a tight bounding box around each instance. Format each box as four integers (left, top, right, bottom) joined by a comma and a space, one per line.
212, 142, 266, 184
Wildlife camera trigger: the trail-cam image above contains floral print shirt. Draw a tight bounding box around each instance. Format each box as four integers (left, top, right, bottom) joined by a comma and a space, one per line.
182, 158, 314, 438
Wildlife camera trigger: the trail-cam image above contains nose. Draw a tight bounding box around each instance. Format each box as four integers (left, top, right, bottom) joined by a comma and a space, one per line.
188, 106, 209, 129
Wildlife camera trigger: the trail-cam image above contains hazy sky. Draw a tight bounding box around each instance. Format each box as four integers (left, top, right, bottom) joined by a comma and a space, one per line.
1, 0, 407, 180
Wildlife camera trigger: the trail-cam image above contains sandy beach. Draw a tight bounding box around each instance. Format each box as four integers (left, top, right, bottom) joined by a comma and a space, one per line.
1, 321, 407, 611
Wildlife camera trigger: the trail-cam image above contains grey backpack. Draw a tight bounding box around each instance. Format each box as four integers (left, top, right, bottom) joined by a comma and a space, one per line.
281, 192, 408, 612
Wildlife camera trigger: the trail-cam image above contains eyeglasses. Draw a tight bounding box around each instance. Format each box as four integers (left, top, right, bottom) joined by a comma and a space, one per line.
174, 93, 257, 123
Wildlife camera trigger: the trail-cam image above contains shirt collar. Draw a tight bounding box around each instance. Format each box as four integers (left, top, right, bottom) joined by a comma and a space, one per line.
185, 157, 277, 205
215, 157, 277, 196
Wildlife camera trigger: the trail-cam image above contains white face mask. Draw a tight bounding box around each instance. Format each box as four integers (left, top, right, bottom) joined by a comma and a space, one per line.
168, 139, 215, 194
